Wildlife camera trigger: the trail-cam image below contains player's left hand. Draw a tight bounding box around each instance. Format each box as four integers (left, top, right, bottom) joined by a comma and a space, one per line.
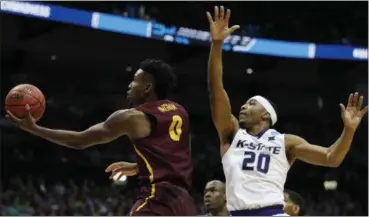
105, 161, 138, 180
340, 92, 368, 131
5, 104, 37, 132
206, 6, 240, 42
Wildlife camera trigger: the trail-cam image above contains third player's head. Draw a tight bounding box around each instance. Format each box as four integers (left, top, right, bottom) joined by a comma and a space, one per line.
204, 180, 227, 215
283, 189, 306, 216
238, 95, 278, 131
127, 59, 176, 106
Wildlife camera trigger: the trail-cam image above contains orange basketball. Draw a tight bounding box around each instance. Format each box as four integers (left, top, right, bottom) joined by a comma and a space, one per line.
5, 84, 46, 121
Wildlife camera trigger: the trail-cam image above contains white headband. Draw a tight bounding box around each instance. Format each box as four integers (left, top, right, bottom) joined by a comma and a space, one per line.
250, 95, 278, 126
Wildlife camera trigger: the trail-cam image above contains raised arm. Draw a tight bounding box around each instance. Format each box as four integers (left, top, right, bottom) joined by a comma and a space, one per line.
286, 92, 367, 167
206, 6, 240, 137
6, 107, 151, 149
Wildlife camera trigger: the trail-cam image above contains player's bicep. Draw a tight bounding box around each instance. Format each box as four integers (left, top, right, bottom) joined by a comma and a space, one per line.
209, 88, 237, 135
79, 111, 127, 146
286, 134, 334, 167
80, 109, 150, 146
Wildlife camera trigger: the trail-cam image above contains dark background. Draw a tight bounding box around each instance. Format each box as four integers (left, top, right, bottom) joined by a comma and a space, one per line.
1, 1, 368, 216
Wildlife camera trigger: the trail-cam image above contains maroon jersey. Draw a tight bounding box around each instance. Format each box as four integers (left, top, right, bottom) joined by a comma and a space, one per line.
132, 99, 192, 190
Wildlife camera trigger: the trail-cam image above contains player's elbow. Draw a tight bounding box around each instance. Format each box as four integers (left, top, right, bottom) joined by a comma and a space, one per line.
328, 159, 342, 168
326, 155, 342, 168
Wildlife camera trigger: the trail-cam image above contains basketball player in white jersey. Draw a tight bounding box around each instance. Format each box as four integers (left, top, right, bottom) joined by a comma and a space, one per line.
206, 6, 368, 216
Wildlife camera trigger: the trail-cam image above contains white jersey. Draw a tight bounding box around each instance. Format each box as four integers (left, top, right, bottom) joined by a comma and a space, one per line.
222, 128, 290, 211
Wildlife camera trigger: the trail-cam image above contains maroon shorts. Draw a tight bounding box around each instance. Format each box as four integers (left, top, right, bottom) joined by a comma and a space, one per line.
129, 182, 197, 216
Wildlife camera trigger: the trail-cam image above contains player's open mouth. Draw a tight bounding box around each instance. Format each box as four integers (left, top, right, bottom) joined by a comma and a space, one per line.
239, 113, 247, 118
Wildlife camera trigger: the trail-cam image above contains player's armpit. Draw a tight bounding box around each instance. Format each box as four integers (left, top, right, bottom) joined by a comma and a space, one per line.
218, 116, 239, 157
285, 134, 339, 168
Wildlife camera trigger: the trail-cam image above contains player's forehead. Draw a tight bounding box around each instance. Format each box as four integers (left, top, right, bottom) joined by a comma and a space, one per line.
243, 99, 263, 109
134, 69, 153, 84
245, 99, 258, 104
134, 69, 145, 79
205, 181, 222, 191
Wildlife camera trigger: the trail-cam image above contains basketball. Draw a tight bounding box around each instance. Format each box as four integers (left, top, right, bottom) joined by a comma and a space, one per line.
5, 84, 46, 121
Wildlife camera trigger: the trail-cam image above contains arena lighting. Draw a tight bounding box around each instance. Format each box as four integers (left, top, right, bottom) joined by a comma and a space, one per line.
1, 1, 367, 61
246, 68, 253, 75
323, 180, 338, 191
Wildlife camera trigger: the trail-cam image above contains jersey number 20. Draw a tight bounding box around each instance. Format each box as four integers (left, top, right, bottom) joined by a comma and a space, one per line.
169, 115, 183, 141
242, 151, 271, 174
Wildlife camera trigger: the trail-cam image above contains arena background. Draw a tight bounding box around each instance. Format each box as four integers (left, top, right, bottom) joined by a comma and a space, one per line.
0, 1, 368, 216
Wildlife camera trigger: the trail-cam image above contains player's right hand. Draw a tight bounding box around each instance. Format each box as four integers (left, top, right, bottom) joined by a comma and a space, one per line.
206, 6, 240, 42
105, 161, 138, 180
5, 104, 37, 132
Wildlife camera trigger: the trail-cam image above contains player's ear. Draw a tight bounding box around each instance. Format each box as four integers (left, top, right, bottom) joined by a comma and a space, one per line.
293, 205, 300, 215
261, 111, 270, 121
144, 83, 153, 94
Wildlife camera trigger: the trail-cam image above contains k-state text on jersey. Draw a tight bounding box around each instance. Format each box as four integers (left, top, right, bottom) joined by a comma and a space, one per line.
236, 140, 281, 155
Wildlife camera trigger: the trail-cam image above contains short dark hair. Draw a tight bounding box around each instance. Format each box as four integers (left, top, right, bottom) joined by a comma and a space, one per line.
284, 189, 306, 216
140, 59, 176, 99
267, 99, 278, 126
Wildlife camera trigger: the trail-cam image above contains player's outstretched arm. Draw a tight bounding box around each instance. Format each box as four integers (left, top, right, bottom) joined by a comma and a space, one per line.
286, 92, 368, 167
6, 107, 151, 149
206, 6, 240, 136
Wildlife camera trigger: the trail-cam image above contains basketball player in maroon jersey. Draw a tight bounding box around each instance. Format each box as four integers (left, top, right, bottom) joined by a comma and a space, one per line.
6, 59, 197, 216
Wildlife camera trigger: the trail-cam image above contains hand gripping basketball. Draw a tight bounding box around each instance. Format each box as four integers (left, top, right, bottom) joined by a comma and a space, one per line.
340, 92, 368, 132
206, 6, 240, 42
6, 104, 37, 131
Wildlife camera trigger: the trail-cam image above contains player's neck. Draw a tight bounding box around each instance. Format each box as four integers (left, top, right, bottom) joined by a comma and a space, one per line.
141, 95, 160, 105
246, 122, 269, 137
211, 206, 229, 216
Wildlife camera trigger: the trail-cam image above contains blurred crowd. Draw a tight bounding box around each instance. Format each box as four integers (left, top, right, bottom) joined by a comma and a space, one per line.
0, 175, 365, 216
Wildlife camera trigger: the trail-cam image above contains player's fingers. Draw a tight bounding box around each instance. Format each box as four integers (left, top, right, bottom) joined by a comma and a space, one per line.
352, 92, 359, 107
347, 93, 353, 107
25, 104, 33, 119
225, 9, 231, 23
219, 6, 225, 20
361, 105, 368, 116
110, 171, 123, 180
357, 95, 363, 110
228, 25, 240, 34
6, 110, 21, 123
110, 172, 119, 180
105, 163, 121, 172
116, 172, 125, 180
109, 173, 115, 179
206, 12, 214, 24
105, 164, 114, 172
339, 104, 346, 115
214, 6, 219, 21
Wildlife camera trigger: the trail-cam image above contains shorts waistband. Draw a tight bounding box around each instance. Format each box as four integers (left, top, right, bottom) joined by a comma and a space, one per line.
230, 205, 284, 216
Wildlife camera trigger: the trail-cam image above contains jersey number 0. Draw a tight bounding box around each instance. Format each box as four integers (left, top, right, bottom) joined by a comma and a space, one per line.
169, 115, 183, 141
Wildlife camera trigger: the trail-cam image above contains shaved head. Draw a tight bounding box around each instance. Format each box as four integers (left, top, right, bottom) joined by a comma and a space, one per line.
205, 180, 225, 193
204, 180, 227, 215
